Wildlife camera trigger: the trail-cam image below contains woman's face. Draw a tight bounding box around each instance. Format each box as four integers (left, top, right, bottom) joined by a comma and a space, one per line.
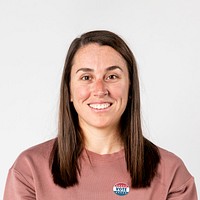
70, 43, 130, 130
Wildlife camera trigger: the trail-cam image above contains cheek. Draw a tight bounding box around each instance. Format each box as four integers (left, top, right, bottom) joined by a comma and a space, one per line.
71, 85, 90, 102
111, 83, 129, 100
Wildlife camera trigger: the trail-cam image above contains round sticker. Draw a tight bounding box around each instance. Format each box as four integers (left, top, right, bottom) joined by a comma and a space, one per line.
113, 182, 130, 196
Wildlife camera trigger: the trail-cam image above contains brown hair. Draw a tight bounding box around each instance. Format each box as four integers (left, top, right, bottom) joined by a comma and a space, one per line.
50, 30, 160, 188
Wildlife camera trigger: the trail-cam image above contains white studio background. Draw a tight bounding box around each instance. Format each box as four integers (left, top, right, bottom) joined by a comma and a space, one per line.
0, 0, 199, 197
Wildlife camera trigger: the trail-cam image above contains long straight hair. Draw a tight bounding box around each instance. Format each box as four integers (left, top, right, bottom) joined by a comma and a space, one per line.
50, 30, 160, 188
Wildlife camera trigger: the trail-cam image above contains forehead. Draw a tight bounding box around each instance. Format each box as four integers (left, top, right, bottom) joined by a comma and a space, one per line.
72, 43, 127, 68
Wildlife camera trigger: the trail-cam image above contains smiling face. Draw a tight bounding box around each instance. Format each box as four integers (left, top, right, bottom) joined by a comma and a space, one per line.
70, 43, 130, 131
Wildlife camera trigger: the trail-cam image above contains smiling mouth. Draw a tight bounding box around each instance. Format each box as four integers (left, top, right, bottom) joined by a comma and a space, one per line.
88, 103, 112, 110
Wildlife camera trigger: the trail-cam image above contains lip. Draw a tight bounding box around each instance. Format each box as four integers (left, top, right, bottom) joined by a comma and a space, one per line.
88, 102, 112, 111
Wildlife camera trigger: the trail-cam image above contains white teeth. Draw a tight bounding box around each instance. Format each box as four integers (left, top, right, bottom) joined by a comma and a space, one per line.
89, 103, 111, 110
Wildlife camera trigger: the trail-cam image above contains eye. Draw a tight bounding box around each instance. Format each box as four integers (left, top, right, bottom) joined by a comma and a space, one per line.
81, 75, 92, 81
106, 74, 118, 80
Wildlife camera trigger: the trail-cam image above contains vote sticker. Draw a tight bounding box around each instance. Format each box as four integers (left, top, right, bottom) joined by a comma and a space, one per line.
113, 182, 130, 196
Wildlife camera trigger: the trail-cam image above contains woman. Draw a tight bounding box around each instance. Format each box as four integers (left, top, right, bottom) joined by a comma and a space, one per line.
4, 30, 197, 199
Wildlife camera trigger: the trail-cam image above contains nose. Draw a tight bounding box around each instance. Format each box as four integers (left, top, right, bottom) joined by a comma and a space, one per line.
93, 79, 108, 97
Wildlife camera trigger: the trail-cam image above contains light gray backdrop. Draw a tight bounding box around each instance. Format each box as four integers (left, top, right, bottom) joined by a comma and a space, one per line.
0, 0, 199, 197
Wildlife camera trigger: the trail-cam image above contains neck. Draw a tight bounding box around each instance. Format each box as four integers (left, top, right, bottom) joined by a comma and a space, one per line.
81, 126, 123, 155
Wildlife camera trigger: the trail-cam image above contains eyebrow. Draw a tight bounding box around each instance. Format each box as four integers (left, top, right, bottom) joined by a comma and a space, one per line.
76, 66, 123, 74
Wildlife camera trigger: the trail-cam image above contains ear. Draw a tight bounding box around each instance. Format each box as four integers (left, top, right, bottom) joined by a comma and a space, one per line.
69, 90, 73, 102
70, 94, 73, 102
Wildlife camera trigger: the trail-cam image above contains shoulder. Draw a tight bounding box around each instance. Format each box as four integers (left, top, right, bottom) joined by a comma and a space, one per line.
11, 138, 56, 171
158, 147, 189, 174
157, 146, 193, 189
25, 138, 55, 155
158, 147, 183, 166
4, 139, 57, 199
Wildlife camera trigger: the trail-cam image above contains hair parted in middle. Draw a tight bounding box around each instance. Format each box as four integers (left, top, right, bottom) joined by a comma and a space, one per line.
50, 30, 160, 188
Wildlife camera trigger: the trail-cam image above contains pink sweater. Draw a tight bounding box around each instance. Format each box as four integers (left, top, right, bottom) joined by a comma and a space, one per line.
4, 139, 198, 200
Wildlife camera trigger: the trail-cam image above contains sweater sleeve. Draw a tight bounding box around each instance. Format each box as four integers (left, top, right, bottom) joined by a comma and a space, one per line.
166, 157, 198, 200
3, 168, 36, 200
167, 177, 197, 200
